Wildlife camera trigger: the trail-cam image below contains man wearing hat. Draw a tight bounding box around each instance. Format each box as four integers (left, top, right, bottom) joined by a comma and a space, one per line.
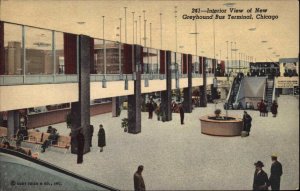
253, 161, 270, 190
269, 154, 283, 190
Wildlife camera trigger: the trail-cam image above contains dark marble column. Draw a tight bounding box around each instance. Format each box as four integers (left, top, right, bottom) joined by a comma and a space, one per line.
128, 45, 142, 134
161, 50, 172, 121
7, 110, 19, 138
211, 59, 218, 100
112, 97, 120, 117
200, 57, 207, 107
183, 54, 193, 113
70, 35, 91, 154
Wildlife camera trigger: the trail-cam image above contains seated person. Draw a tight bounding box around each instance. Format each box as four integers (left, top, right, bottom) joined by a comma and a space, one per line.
41, 128, 59, 153
16, 127, 28, 141
2, 141, 12, 149
46, 126, 53, 133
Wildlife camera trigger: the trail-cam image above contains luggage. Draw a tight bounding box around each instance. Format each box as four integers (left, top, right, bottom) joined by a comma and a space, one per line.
241, 131, 249, 137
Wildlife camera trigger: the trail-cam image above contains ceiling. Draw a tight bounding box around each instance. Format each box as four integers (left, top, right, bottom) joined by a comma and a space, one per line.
0, 0, 299, 62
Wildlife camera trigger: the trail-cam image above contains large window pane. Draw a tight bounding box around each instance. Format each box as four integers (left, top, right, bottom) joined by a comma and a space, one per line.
176, 53, 182, 74
150, 49, 159, 74
25, 27, 53, 75
94, 39, 104, 74
143, 47, 149, 74
55, 32, 64, 74
106, 40, 120, 74
4, 23, 23, 75
192, 55, 198, 73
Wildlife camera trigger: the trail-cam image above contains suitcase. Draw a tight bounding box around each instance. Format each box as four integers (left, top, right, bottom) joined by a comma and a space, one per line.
241, 131, 249, 137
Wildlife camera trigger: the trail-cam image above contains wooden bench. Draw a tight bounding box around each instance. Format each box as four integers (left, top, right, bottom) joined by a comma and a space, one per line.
25, 131, 71, 153
0, 143, 35, 157
0, 127, 8, 142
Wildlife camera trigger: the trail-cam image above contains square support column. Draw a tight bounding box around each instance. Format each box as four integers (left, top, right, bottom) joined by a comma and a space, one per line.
200, 57, 207, 107
112, 97, 120, 117
128, 45, 142, 134
183, 54, 193, 113
7, 110, 19, 138
161, 50, 172, 121
70, 35, 91, 154
211, 59, 218, 100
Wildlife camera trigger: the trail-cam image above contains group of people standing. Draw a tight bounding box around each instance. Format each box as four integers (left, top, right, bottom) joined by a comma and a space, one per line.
146, 100, 185, 125
258, 100, 278, 117
253, 154, 283, 190
76, 124, 106, 164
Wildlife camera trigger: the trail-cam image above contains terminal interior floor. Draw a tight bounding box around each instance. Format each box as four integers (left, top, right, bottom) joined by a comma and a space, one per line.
36, 95, 299, 190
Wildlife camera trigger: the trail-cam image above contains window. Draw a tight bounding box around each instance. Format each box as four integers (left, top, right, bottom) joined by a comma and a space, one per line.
4, 23, 23, 75
25, 27, 53, 75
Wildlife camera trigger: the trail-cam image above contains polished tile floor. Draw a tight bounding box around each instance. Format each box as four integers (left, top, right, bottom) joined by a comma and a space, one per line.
37, 95, 299, 190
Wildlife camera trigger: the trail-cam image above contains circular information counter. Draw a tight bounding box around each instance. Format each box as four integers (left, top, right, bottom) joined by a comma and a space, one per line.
199, 115, 243, 137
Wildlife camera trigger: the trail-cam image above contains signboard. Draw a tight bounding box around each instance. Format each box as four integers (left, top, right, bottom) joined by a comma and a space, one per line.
275, 77, 299, 88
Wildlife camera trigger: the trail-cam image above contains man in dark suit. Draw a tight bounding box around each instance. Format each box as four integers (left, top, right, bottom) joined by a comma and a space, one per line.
269, 154, 283, 190
253, 161, 270, 190
76, 129, 85, 164
134, 165, 145, 191
179, 104, 184, 125
89, 125, 94, 147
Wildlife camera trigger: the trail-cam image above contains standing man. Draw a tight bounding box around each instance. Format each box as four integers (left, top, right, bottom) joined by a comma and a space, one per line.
253, 161, 270, 190
76, 129, 85, 164
89, 124, 94, 147
243, 111, 252, 136
179, 104, 184, 125
269, 154, 283, 190
134, 165, 146, 191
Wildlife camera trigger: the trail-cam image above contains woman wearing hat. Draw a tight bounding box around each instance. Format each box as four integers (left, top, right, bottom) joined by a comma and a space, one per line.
253, 161, 270, 190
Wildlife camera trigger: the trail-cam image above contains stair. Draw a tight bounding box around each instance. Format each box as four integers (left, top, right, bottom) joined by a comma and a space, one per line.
226, 74, 243, 110
265, 79, 274, 110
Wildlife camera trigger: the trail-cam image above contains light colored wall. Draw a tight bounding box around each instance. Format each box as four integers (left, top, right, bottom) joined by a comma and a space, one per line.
0, 77, 214, 111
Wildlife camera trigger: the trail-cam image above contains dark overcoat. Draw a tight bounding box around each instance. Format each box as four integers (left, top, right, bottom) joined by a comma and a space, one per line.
253, 170, 270, 190
270, 161, 282, 190
98, 128, 106, 147
271, 103, 278, 115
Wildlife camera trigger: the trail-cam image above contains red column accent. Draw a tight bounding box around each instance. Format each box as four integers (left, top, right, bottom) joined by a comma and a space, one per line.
123, 44, 133, 74
0, 21, 5, 75
64, 33, 77, 74
159, 50, 165, 74
220, 60, 225, 76
199, 56, 203, 74
182, 54, 187, 74
90, 38, 95, 74
188, 54, 192, 73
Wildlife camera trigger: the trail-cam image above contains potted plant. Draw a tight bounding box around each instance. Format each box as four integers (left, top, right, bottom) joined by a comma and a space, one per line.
121, 118, 128, 132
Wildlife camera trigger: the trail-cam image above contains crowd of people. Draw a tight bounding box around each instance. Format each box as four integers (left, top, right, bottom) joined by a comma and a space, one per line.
257, 100, 279, 117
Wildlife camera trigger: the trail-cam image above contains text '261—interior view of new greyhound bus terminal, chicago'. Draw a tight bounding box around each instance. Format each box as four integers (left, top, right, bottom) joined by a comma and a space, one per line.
0, 0, 299, 190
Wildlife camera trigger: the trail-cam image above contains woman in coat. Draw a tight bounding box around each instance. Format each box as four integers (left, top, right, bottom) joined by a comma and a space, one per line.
98, 124, 106, 152
271, 100, 278, 117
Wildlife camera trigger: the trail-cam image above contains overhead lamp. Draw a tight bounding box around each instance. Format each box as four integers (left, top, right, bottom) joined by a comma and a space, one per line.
261, 40, 268, 43
248, 28, 256, 31
268, 47, 273, 50
144, 77, 149, 87
159, 74, 164, 80
132, 72, 136, 80
102, 77, 107, 88
124, 76, 128, 90
223, 2, 236, 7
77, 21, 85, 25
175, 78, 179, 89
